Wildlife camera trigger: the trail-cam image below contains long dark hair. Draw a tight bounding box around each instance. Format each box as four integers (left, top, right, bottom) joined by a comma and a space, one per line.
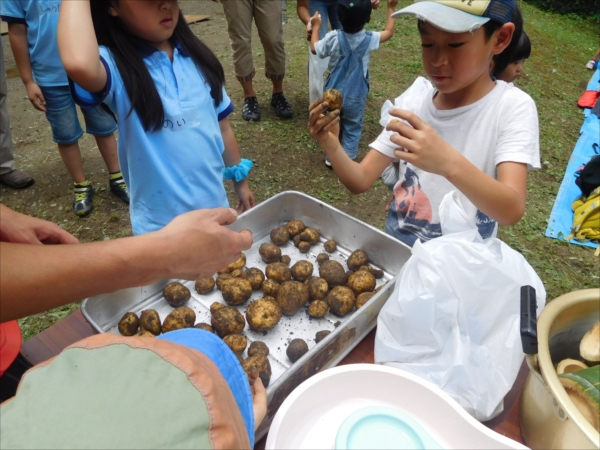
90, 1, 225, 132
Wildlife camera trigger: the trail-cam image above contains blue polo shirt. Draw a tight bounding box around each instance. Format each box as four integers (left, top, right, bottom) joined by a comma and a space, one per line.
71, 45, 234, 235
1, 0, 67, 86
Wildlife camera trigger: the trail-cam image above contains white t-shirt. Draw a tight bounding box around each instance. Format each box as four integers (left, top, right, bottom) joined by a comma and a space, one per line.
371, 77, 540, 246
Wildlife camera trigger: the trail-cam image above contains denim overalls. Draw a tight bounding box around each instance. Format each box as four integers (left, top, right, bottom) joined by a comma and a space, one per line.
324, 31, 372, 160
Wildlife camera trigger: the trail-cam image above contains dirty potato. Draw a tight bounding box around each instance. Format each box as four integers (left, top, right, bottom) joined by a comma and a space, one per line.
270, 226, 290, 245
248, 341, 270, 357
277, 281, 309, 316
135, 330, 156, 338
286, 338, 309, 363
291, 260, 314, 282
118, 312, 139, 336
327, 286, 356, 316
242, 267, 265, 290
292, 234, 302, 248
221, 278, 253, 306
347, 249, 369, 271
216, 273, 232, 290
246, 298, 283, 331
299, 228, 320, 245
163, 282, 191, 308
162, 306, 196, 333
347, 270, 376, 295
319, 260, 346, 287
280, 254, 291, 265
194, 322, 214, 333
356, 292, 375, 309
323, 239, 337, 253
195, 277, 215, 294
210, 303, 246, 337
259, 243, 281, 263
266, 262, 292, 283
223, 334, 248, 355
306, 276, 329, 301
323, 88, 343, 111
299, 241, 311, 253
243, 354, 272, 387
308, 300, 329, 318
262, 279, 281, 297
230, 269, 243, 278
286, 220, 306, 237
227, 252, 246, 272
139, 309, 161, 336
315, 330, 331, 343
316, 253, 330, 265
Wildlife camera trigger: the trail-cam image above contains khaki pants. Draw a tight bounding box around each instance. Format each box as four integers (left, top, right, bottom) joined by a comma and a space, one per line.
0, 41, 16, 175
221, 0, 286, 82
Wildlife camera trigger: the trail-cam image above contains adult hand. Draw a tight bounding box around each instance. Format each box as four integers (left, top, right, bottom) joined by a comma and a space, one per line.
249, 371, 268, 430
308, 98, 341, 149
234, 179, 256, 213
25, 81, 47, 112
156, 208, 253, 280
0, 204, 79, 245
386, 109, 460, 177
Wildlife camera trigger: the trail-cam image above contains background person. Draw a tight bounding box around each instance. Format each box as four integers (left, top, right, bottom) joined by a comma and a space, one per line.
493, 31, 531, 84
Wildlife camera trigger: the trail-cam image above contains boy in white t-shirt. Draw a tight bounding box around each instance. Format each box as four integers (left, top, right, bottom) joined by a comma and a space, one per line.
308, 0, 540, 246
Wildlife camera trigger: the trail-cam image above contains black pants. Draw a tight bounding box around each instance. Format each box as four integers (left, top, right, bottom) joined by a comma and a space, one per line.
0, 353, 32, 402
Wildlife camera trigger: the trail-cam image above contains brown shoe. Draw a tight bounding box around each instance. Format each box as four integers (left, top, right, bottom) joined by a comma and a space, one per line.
0, 169, 34, 189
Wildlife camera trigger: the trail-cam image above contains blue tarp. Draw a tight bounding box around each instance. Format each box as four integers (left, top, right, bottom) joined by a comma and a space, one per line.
545, 66, 600, 250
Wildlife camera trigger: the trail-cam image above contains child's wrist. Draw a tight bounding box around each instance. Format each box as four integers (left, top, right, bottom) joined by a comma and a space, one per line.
223, 158, 253, 182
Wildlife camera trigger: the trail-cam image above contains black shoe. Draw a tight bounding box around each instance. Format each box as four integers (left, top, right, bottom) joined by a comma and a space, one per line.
271, 92, 293, 119
73, 183, 95, 217
242, 96, 261, 121
109, 176, 130, 205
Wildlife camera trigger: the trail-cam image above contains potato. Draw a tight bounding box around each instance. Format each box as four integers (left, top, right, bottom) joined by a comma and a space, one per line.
139, 309, 161, 336
327, 286, 356, 316
292, 235, 302, 248
315, 330, 331, 344
262, 279, 281, 297
211, 303, 246, 337
344, 270, 353, 285
286, 220, 306, 237
374, 283, 386, 294
259, 243, 281, 263
357, 265, 383, 279
277, 281, 310, 316
356, 292, 375, 309
227, 252, 246, 272
323, 88, 343, 111
265, 262, 292, 283
306, 276, 329, 300
280, 254, 291, 266
319, 260, 346, 287
230, 269, 243, 278
347, 270, 376, 295
299, 228, 320, 245
299, 241, 311, 253
135, 330, 155, 338
223, 334, 247, 355
162, 306, 196, 333
242, 267, 265, 290
221, 278, 253, 306
163, 282, 191, 307
316, 253, 330, 265
194, 322, 214, 333
347, 249, 369, 271
217, 268, 230, 275
308, 300, 329, 318
291, 260, 314, 282
195, 277, 215, 294
242, 354, 272, 387
286, 338, 309, 363
118, 312, 139, 336
216, 273, 232, 290
323, 239, 337, 253
246, 298, 282, 331
270, 226, 290, 245
248, 341, 270, 357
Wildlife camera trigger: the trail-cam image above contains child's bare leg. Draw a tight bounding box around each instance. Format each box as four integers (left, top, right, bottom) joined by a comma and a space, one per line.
94, 134, 120, 173
57, 142, 86, 183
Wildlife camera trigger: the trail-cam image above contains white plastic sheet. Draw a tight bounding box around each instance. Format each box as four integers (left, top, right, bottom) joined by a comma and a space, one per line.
308, 46, 329, 104
375, 191, 545, 421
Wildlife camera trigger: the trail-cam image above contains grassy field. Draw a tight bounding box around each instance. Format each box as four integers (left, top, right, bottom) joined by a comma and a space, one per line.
6, 0, 599, 340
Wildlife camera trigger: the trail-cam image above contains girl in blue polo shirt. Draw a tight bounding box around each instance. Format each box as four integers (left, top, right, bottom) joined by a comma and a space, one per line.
57, 0, 256, 235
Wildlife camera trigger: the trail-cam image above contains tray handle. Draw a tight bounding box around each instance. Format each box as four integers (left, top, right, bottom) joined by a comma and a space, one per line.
520, 285, 538, 355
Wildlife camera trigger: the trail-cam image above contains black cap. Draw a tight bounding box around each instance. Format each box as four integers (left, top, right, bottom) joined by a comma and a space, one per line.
338, 0, 372, 30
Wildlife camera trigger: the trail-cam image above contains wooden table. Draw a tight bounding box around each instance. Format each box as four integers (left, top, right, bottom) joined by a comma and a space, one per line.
22, 311, 527, 448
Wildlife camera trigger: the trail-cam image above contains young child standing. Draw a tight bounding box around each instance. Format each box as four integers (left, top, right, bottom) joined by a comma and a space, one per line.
310, 0, 397, 166
57, 0, 255, 235
1, 0, 129, 217
308, 0, 540, 247
493, 31, 531, 84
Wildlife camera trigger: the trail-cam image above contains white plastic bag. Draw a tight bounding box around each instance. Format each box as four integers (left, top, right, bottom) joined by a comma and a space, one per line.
374, 191, 545, 421
308, 46, 329, 104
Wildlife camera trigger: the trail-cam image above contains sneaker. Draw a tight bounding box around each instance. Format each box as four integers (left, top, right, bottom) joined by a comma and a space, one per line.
73, 183, 95, 217
242, 96, 261, 121
109, 176, 130, 205
0, 169, 34, 189
271, 92, 293, 119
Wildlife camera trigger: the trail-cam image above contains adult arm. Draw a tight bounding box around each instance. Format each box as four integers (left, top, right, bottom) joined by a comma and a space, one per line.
0, 208, 253, 322
7, 23, 46, 111
57, 0, 107, 93
297, 0, 313, 40
379, 0, 398, 44
0, 204, 79, 244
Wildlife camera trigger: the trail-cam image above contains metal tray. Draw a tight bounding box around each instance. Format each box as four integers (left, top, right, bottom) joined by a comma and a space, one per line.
81, 191, 412, 440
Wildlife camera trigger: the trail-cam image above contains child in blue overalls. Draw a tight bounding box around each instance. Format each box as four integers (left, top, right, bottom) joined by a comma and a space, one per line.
310, 0, 397, 166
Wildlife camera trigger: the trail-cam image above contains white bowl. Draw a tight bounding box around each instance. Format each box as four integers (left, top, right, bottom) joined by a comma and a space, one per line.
265, 364, 528, 449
